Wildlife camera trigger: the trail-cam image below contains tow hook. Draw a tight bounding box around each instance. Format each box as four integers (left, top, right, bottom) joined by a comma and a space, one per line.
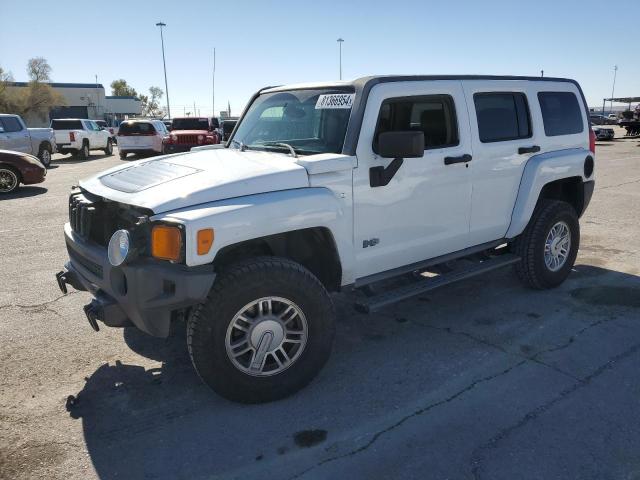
83, 302, 101, 332
55, 271, 69, 294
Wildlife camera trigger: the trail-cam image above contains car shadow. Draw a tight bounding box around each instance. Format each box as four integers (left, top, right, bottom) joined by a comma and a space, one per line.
0, 186, 48, 199
53, 153, 114, 164
66, 264, 640, 479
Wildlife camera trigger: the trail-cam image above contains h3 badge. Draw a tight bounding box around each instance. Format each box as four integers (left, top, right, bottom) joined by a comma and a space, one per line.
362, 238, 380, 248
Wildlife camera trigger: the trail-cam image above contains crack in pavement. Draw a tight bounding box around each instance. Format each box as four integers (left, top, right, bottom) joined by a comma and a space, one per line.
469, 341, 640, 480
598, 178, 640, 190
409, 320, 581, 382
288, 359, 527, 480
0, 291, 80, 318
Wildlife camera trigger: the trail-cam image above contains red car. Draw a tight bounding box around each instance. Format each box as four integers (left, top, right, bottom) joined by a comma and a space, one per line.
0, 149, 46, 193
164, 117, 220, 153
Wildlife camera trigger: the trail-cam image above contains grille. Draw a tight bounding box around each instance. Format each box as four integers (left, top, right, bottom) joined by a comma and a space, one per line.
69, 192, 95, 239
176, 134, 198, 145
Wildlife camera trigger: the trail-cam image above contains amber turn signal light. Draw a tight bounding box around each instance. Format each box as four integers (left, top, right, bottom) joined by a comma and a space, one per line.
151, 225, 182, 262
197, 228, 214, 255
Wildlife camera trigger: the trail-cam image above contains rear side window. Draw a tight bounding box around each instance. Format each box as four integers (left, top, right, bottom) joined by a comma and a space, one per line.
51, 120, 83, 130
374, 94, 459, 151
474, 92, 531, 142
118, 122, 156, 134
0, 116, 23, 132
538, 92, 583, 136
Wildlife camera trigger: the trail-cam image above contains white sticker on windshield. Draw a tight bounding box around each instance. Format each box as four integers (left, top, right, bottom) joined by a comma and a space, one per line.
315, 93, 355, 109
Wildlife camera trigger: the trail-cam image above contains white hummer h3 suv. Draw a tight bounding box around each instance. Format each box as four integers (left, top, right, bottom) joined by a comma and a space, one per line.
56, 75, 596, 403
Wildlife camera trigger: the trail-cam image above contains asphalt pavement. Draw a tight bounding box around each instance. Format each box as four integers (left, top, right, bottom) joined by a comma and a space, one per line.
1, 132, 639, 479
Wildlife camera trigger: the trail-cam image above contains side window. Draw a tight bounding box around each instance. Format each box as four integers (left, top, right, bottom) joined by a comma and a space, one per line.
373, 94, 459, 152
0, 116, 24, 132
538, 92, 583, 136
474, 92, 531, 143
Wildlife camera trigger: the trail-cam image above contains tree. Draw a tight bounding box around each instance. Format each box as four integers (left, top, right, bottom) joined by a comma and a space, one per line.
27, 57, 52, 82
0, 59, 64, 122
140, 86, 165, 117
110, 79, 138, 97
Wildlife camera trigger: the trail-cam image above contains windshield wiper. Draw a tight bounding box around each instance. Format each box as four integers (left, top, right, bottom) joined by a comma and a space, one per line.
229, 139, 248, 152
259, 142, 298, 158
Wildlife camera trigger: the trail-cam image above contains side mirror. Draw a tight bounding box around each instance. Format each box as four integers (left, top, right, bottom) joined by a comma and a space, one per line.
378, 131, 424, 159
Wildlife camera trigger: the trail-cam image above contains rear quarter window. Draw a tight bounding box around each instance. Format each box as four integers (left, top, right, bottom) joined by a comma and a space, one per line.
538, 92, 584, 136
474, 92, 531, 143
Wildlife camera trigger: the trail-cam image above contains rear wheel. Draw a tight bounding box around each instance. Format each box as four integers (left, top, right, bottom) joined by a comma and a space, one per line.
77, 141, 90, 160
512, 200, 579, 289
104, 139, 113, 155
119, 151, 127, 160
187, 257, 336, 403
0, 166, 20, 193
37, 143, 52, 168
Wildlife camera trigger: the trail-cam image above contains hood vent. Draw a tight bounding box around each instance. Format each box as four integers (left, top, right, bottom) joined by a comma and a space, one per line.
100, 160, 201, 193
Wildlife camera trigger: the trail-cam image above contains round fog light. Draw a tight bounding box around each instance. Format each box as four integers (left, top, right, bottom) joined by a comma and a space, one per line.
108, 229, 131, 266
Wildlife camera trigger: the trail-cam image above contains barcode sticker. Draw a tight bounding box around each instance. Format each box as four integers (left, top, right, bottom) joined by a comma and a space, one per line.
315, 93, 355, 109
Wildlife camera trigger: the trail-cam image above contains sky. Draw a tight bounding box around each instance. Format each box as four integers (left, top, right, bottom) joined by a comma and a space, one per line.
1, 0, 638, 117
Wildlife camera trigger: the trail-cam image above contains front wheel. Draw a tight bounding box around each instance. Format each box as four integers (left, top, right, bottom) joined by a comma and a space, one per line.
187, 257, 336, 403
119, 151, 127, 160
0, 166, 20, 193
512, 200, 579, 289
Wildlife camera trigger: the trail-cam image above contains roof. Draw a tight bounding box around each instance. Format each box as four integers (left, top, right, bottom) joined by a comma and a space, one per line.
106, 96, 140, 100
9, 81, 105, 89
604, 97, 640, 103
262, 75, 578, 93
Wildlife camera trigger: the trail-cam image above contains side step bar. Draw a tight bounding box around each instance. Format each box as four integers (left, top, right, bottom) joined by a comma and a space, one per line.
355, 254, 521, 313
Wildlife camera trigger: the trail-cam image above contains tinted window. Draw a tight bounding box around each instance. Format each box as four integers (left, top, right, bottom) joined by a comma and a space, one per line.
51, 120, 83, 130
172, 118, 210, 130
0, 116, 23, 132
95, 120, 107, 128
538, 92, 583, 136
374, 95, 459, 151
118, 122, 156, 134
222, 120, 237, 135
474, 93, 531, 142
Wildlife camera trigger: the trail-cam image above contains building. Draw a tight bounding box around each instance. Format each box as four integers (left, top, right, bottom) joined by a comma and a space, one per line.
7, 82, 142, 127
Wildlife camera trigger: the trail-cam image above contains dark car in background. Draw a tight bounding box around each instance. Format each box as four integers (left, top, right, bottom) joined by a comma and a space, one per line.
220, 119, 237, 142
0, 149, 46, 193
164, 117, 220, 153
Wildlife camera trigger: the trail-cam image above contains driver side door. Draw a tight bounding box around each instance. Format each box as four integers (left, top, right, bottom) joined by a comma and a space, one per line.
353, 81, 473, 280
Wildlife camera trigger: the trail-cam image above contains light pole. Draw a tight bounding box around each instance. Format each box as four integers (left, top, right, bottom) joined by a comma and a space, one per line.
610, 65, 618, 115
212, 48, 216, 118
337, 38, 344, 80
156, 21, 171, 119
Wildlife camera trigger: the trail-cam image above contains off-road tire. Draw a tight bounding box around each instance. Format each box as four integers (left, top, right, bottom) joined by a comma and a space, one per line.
77, 141, 90, 160
512, 200, 579, 289
119, 151, 127, 160
0, 166, 20, 193
37, 143, 52, 168
104, 139, 113, 155
187, 256, 336, 403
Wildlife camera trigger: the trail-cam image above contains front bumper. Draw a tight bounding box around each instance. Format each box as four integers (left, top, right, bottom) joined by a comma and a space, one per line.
57, 223, 215, 337
165, 144, 194, 153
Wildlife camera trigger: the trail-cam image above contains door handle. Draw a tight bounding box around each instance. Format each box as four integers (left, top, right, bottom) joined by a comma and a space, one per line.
444, 154, 472, 165
518, 145, 541, 154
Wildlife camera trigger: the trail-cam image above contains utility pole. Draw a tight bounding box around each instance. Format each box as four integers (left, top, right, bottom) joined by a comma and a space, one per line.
212, 48, 216, 118
95, 74, 99, 118
610, 65, 618, 115
194, 101, 197, 117
337, 38, 344, 80
156, 22, 171, 119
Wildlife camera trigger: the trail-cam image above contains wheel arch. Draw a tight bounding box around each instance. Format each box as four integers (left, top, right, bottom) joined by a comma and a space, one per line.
214, 227, 343, 292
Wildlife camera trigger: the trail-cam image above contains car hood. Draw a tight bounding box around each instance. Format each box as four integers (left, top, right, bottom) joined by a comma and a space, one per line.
170, 129, 210, 135
79, 149, 310, 213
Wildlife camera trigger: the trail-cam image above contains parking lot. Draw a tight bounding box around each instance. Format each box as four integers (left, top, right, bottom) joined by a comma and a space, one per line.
0, 130, 639, 479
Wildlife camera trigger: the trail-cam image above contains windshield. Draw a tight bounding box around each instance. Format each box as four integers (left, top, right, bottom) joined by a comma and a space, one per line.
172, 118, 210, 130
230, 88, 354, 155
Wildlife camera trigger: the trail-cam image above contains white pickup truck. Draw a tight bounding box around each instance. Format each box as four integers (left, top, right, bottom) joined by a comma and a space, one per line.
56, 75, 595, 403
51, 118, 113, 159
0, 114, 56, 167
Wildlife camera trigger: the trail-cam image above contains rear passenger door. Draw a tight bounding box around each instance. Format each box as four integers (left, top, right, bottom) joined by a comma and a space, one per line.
353, 81, 473, 279
462, 81, 541, 245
